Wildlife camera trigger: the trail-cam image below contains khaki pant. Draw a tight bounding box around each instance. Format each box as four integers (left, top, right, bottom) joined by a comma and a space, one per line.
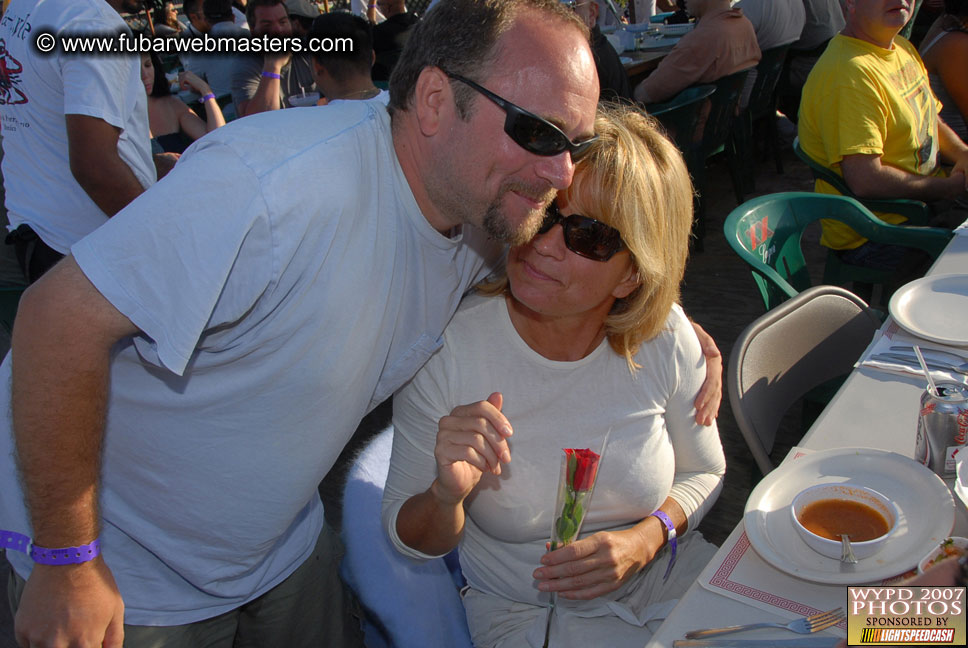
7, 523, 364, 648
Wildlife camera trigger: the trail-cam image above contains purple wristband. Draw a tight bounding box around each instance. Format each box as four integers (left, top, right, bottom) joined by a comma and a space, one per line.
1, 529, 100, 565
650, 510, 677, 581
261, 70, 281, 79
200, 93, 216, 102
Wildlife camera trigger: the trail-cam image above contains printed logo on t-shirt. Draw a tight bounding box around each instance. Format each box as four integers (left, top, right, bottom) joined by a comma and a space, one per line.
0, 39, 28, 105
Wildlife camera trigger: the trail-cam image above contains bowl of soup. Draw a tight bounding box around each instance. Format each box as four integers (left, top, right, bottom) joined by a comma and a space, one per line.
791, 484, 898, 560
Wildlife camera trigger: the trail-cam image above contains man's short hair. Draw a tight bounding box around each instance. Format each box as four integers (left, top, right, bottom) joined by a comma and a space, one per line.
183, 0, 204, 17
246, 0, 286, 26
387, 0, 587, 118
203, 0, 234, 22
309, 13, 374, 83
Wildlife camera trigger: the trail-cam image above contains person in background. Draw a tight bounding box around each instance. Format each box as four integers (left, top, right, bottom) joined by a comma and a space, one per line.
309, 13, 387, 104
919, 0, 968, 141
798, 0, 968, 276
734, 0, 805, 50
573, 0, 633, 102
142, 52, 226, 154
0, 0, 170, 284
152, 1, 182, 35
232, 0, 318, 115
633, 0, 760, 104
179, 0, 248, 106
285, 0, 320, 38
384, 105, 725, 648
371, 0, 420, 82
777, 0, 845, 122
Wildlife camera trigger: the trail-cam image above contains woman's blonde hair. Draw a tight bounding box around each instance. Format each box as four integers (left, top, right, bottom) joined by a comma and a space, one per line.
480, 104, 695, 370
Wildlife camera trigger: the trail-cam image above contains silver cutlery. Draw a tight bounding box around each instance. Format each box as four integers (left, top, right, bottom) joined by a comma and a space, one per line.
840, 535, 857, 564
891, 345, 968, 366
869, 353, 968, 375
683, 608, 846, 639
674, 639, 842, 647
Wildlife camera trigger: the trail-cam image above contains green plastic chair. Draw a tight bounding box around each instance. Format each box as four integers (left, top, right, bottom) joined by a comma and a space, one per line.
645, 84, 716, 151
734, 44, 791, 193
723, 192, 952, 311
792, 136, 931, 225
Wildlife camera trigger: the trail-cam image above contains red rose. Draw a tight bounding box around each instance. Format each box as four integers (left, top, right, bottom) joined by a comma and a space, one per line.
565, 447, 600, 492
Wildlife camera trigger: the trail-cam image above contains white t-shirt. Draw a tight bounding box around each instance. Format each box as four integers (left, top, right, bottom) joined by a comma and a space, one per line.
0, 101, 503, 625
735, 0, 807, 50
383, 293, 725, 604
0, 0, 155, 253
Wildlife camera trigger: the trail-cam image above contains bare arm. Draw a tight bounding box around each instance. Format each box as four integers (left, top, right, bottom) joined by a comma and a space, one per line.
840, 151, 966, 202
66, 114, 148, 217
395, 393, 511, 556
12, 257, 140, 648
177, 72, 226, 138
237, 55, 289, 117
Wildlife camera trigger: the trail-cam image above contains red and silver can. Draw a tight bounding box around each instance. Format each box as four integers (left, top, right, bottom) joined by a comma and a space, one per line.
915, 382, 968, 477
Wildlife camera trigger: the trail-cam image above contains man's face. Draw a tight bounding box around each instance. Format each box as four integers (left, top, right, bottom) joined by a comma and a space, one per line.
426, 15, 599, 244
845, 0, 912, 41
252, 3, 292, 37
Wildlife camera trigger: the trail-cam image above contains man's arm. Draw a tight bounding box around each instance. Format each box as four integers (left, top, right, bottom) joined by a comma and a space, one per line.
237, 53, 290, 117
12, 257, 139, 648
66, 115, 148, 218
939, 118, 968, 191
840, 151, 966, 202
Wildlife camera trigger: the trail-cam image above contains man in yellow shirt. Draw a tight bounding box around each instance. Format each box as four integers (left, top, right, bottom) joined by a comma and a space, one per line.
799, 0, 968, 269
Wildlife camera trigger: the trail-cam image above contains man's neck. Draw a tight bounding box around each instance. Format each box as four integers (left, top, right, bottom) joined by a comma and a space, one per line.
842, 21, 899, 50
326, 81, 381, 101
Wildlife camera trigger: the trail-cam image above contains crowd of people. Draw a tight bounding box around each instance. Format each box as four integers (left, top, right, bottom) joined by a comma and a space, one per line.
0, 0, 966, 647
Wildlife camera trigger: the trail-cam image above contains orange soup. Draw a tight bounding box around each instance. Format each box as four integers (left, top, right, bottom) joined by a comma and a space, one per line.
797, 498, 889, 542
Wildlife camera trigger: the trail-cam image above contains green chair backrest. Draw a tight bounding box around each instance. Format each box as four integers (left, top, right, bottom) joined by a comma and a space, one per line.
645, 84, 716, 150
699, 67, 752, 156
747, 45, 790, 120
792, 136, 931, 224
723, 192, 952, 311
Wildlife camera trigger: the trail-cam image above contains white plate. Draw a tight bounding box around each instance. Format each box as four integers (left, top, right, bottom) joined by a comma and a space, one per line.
658, 23, 694, 36
889, 274, 968, 347
637, 35, 680, 50
744, 448, 954, 584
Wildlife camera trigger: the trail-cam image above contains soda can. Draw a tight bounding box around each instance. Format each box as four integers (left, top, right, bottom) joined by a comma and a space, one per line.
915, 382, 968, 477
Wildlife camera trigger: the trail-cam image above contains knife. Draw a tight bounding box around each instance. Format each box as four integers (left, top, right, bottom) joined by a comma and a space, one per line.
673, 638, 841, 647
869, 353, 968, 376
890, 345, 968, 363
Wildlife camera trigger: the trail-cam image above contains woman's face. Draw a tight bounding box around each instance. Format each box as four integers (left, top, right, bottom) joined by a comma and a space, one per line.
506, 193, 639, 323
140, 55, 154, 95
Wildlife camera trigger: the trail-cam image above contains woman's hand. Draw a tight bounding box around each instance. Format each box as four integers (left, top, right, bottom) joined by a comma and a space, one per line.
178, 71, 213, 97
690, 320, 722, 426
532, 525, 663, 600
432, 392, 513, 506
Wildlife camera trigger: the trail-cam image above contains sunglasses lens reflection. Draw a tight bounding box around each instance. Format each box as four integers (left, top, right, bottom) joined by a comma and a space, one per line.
509, 114, 567, 156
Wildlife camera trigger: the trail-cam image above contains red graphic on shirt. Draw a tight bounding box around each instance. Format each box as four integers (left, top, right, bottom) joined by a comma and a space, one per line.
0, 39, 28, 106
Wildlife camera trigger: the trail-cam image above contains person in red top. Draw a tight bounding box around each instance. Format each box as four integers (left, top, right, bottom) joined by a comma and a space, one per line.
633, 0, 761, 104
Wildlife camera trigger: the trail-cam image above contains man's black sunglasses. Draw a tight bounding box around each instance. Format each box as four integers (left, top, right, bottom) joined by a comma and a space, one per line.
444, 71, 599, 160
539, 202, 626, 261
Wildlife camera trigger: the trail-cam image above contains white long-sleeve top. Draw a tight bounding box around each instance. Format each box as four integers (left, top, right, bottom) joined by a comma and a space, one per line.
382, 293, 726, 606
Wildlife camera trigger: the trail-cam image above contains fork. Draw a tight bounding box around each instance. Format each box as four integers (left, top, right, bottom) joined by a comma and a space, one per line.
683, 609, 846, 639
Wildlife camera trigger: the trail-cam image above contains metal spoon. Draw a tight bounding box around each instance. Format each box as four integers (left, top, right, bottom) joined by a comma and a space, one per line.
840, 535, 858, 564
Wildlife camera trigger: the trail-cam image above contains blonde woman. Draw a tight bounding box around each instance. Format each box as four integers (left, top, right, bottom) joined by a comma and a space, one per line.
382, 105, 725, 648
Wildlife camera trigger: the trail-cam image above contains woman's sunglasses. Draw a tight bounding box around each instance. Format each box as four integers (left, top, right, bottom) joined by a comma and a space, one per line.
444, 71, 598, 160
538, 202, 626, 261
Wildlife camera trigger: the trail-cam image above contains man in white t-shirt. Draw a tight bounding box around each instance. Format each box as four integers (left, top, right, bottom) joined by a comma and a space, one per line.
0, 0, 162, 283
734, 0, 806, 50
1, 1, 602, 646
309, 12, 387, 104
